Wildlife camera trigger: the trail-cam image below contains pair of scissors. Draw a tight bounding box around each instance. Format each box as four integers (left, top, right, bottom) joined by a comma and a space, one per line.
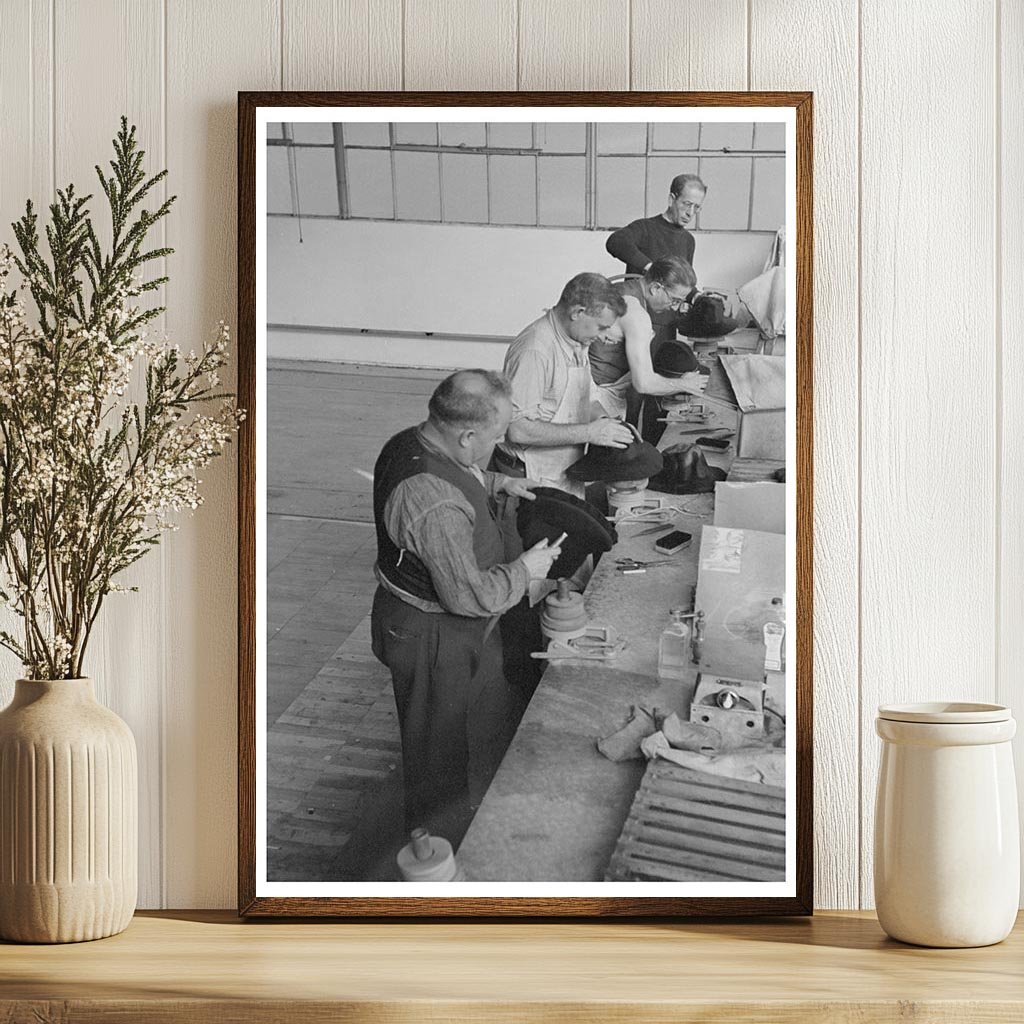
615, 557, 674, 573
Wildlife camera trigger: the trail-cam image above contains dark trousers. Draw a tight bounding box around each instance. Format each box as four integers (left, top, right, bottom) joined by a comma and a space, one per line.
370, 585, 516, 848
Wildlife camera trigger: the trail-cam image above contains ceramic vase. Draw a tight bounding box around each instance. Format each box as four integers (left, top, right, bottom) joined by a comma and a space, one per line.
0, 678, 137, 943
874, 702, 1019, 947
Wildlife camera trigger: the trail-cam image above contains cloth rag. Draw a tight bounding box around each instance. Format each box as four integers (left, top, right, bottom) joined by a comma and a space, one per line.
597, 705, 659, 762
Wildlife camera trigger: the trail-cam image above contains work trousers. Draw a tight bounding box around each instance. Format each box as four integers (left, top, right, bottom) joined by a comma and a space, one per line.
370, 585, 516, 849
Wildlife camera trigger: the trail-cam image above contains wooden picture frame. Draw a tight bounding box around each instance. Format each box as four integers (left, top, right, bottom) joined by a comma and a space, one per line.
238, 91, 813, 917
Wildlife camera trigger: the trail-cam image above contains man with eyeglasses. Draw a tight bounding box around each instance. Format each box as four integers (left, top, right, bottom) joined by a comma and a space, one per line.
606, 173, 708, 348
589, 257, 705, 424
607, 173, 707, 278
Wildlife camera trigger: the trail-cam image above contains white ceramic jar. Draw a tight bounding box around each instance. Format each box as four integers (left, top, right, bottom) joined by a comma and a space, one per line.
874, 702, 1019, 947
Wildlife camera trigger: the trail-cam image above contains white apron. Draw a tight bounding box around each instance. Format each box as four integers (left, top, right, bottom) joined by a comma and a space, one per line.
596, 373, 631, 419
521, 363, 592, 499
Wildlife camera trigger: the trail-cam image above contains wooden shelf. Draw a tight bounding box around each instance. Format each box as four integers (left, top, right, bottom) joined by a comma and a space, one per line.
2, 910, 1022, 1021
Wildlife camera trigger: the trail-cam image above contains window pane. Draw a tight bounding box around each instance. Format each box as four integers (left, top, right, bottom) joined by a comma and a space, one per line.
294, 148, 339, 216
651, 122, 699, 151
753, 122, 786, 151
750, 157, 786, 230
597, 123, 647, 154
488, 122, 534, 148
290, 121, 333, 144
441, 153, 488, 222
342, 122, 390, 146
439, 123, 486, 147
394, 122, 438, 145
538, 156, 586, 227
596, 156, 646, 229
267, 122, 284, 140
489, 155, 536, 224
645, 156, 700, 216
346, 149, 394, 218
697, 156, 752, 229
699, 123, 754, 151
267, 147, 292, 214
395, 151, 441, 220
536, 123, 585, 152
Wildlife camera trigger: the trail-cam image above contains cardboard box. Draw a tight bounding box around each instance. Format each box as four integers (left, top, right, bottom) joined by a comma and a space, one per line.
702, 354, 786, 461
714, 481, 786, 534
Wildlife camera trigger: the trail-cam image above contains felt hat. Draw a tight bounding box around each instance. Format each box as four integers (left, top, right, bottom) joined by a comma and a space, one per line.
566, 424, 664, 484
647, 442, 726, 495
517, 486, 617, 579
676, 293, 740, 338
652, 339, 700, 377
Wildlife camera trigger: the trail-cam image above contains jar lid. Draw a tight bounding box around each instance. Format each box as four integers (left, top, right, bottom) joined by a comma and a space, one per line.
877, 701, 1011, 724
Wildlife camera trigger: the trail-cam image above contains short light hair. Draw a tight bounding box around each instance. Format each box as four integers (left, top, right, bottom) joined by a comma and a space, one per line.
670, 173, 707, 197
645, 256, 697, 291
427, 369, 512, 430
556, 272, 627, 319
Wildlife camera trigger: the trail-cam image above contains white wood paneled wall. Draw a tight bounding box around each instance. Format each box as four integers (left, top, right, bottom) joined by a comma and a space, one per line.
0, 0, 1018, 910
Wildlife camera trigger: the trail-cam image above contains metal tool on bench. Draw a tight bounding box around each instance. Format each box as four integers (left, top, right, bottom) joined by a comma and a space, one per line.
689, 674, 766, 744
534, 580, 626, 660
615, 556, 676, 574
539, 578, 588, 641
531, 625, 627, 661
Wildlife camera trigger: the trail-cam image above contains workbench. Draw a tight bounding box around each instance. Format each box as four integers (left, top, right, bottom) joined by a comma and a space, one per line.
459, 413, 747, 881
2, 910, 1021, 1022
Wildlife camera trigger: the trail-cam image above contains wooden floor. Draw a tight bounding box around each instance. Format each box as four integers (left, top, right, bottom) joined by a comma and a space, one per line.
266, 359, 449, 881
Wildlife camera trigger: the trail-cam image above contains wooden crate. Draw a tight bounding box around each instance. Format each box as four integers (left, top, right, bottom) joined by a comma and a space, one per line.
605, 760, 786, 882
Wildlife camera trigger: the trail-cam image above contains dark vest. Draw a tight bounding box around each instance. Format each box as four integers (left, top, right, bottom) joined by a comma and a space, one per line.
588, 278, 648, 384
373, 426, 506, 605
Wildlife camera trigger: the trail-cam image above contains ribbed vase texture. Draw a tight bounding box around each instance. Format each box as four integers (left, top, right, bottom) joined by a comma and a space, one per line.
0, 678, 137, 943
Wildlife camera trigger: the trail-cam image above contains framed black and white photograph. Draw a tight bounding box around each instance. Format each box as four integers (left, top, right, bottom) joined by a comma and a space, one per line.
237, 91, 813, 917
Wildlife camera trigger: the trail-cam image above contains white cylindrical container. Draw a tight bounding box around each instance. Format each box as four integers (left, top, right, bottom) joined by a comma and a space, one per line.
874, 702, 1019, 948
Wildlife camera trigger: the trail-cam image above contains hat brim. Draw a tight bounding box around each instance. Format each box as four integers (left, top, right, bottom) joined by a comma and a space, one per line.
566, 443, 664, 483
648, 464, 726, 495
517, 486, 617, 578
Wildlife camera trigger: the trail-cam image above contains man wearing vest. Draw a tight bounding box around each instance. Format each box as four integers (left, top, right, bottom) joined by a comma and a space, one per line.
371, 369, 562, 848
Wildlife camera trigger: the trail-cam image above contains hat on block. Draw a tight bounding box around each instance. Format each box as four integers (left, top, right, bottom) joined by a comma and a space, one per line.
676, 293, 740, 338
517, 486, 618, 579
566, 426, 664, 484
652, 340, 700, 377
647, 442, 726, 495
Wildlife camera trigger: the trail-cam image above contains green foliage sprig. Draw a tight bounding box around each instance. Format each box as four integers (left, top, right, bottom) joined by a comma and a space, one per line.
0, 117, 241, 679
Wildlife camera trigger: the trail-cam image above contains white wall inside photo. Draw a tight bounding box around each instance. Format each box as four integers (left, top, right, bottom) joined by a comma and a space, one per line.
0, 0, 1019, 912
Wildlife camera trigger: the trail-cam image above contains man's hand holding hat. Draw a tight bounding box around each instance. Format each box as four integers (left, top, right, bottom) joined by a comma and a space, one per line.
586, 417, 634, 449
499, 476, 546, 501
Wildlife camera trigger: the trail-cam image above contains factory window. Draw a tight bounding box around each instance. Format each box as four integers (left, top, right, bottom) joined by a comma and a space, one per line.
267, 122, 785, 232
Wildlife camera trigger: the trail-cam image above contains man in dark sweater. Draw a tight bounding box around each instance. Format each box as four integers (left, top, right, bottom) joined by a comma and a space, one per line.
606, 172, 706, 276
606, 173, 706, 348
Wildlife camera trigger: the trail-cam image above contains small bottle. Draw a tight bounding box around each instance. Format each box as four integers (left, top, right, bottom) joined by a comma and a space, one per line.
658, 608, 691, 682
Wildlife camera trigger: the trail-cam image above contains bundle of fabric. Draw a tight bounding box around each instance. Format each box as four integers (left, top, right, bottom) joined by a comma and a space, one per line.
516, 486, 617, 579
646, 442, 726, 495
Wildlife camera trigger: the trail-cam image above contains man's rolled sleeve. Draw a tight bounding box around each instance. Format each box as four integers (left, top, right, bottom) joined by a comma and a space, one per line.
504, 348, 552, 423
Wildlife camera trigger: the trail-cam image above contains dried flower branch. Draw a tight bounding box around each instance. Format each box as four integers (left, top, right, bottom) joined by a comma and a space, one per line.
0, 117, 242, 679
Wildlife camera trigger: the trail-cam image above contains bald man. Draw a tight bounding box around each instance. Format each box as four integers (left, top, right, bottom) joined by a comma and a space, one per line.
371, 369, 562, 847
